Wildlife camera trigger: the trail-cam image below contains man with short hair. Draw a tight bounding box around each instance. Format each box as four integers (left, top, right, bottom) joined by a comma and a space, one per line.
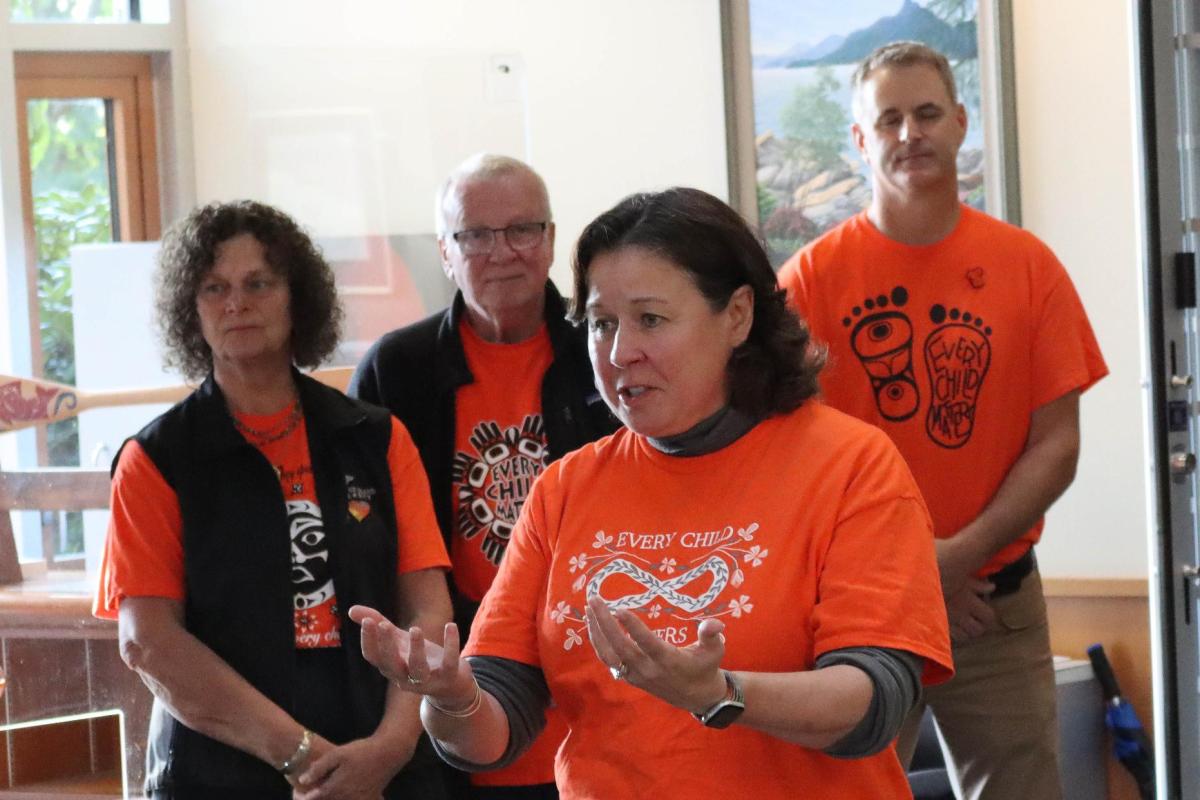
351, 153, 617, 799
778, 42, 1108, 799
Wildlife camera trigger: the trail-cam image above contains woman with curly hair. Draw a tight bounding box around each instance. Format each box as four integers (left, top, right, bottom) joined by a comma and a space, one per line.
351, 188, 954, 798
94, 200, 455, 799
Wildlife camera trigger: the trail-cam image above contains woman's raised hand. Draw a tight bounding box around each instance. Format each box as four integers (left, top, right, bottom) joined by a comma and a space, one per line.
584, 594, 729, 715
348, 605, 476, 704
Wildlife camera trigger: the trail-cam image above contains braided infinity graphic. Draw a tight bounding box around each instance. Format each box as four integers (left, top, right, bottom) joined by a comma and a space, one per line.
587, 556, 729, 613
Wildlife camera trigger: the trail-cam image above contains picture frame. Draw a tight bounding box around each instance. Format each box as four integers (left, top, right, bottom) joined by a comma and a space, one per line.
721, 0, 1020, 267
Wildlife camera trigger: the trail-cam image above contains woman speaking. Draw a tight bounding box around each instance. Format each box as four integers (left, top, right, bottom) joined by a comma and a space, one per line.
351, 188, 952, 799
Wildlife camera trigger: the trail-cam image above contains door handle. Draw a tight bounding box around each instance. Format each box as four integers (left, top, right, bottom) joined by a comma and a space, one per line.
1184, 565, 1200, 625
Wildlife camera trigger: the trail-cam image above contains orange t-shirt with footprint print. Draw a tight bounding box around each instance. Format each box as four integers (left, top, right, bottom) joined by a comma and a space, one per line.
464, 403, 952, 800
779, 205, 1108, 575
94, 409, 450, 649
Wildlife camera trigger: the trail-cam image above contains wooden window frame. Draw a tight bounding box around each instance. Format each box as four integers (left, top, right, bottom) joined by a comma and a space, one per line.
7, 53, 160, 577
14, 52, 161, 382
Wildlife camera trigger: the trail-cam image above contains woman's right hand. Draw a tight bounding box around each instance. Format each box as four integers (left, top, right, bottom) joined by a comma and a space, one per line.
348, 606, 476, 707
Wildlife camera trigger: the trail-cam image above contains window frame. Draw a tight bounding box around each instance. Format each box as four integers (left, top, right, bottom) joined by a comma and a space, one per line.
0, 2, 191, 584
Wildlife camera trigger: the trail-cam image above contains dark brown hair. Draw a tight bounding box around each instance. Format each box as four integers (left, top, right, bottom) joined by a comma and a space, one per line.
155, 200, 342, 381
571, 187, 824, 419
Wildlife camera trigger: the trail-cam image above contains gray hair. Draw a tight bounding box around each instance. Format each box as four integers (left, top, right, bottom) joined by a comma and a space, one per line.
850, 41, 958, 122
434, 153, 552, 236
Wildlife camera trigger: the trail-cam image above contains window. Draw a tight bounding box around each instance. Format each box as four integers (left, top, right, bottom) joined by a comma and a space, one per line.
12, 52, 160, 568
9, 0, 170, 23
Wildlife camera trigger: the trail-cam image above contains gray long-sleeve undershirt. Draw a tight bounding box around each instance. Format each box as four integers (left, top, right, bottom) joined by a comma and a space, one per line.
430, 647, 921, 770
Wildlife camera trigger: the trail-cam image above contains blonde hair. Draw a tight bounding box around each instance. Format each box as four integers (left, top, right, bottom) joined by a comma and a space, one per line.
850, 41, 958, 121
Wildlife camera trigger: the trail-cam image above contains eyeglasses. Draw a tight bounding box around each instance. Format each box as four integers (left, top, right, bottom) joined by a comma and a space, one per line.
196, 274, 284, 306
450, 221, 548, 256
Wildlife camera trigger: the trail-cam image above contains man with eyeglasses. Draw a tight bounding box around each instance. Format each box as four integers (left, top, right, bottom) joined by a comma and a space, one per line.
350, 153, 617, 800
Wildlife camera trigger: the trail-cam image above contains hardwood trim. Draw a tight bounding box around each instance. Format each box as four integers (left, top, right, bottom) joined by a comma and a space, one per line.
1041, 577, 1149, 598
0, 469, 109, 512
0, 590, 113, 640
14, 53, 151, 80
134, 62, 160, 240
0, 511, 23, 588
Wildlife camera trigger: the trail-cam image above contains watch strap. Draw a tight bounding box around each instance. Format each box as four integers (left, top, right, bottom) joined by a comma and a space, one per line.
693, 670, 745, 727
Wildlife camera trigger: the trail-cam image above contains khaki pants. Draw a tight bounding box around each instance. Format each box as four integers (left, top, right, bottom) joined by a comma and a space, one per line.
897, 569, 1062, 800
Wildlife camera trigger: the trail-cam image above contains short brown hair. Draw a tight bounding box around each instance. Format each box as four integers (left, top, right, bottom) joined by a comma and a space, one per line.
571, 187, 824, 419
155, 200, 343, 381
851, 41, 958, 120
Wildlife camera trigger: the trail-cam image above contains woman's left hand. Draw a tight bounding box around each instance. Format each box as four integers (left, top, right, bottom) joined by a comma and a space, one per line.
585, 594, 729, 714
291, 735, 402, 800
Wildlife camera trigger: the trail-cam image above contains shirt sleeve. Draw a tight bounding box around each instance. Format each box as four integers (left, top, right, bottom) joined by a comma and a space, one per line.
1029, 246, 1110, 409
348, 346, 381, 405
460, 464, 554, 666
92, 440, 185, 619
387, 417, 451, 574
810, 432, 954, 686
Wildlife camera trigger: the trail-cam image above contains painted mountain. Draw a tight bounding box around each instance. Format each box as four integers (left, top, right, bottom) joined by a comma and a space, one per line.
787, 0, 977, 67
754, 34, 847, 68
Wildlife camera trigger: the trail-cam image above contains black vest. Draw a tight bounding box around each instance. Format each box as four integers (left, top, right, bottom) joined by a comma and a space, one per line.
128, 373, 398, 794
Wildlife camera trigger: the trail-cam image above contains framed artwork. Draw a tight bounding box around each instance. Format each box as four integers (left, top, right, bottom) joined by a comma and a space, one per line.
722, 0, 1019, 266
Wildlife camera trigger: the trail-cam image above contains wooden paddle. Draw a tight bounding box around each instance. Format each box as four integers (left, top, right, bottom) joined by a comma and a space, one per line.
0, 367, 355, 434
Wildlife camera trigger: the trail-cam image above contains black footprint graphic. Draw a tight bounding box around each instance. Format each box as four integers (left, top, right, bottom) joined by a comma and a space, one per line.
843, 286, 918, 422
924, 305, 992, 449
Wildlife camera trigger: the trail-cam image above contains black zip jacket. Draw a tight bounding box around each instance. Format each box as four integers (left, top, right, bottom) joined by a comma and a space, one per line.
350, 283, 618, 635
123, 372, 441, 797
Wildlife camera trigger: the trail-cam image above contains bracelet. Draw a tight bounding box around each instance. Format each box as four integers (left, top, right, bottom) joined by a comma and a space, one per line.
425, 680, 483, 718
279, 728, 313, 775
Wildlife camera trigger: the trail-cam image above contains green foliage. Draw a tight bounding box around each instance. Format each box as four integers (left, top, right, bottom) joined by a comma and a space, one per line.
779, 67, 850, 167
953, 58, 980, 118
756, 183, 777, 225
923, 0, 974, 26
26, 99, 110, 195
35, 184, 111, 388
765, 235, 812, 270
10, 0, 120, 22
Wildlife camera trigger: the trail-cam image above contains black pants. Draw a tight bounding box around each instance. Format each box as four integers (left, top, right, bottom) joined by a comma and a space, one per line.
467, 783, 559, 800
149, 757, 452, 800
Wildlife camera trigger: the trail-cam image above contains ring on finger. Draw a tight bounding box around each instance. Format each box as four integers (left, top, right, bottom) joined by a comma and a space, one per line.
609, 661, 629, 681
406, 673, 424, 686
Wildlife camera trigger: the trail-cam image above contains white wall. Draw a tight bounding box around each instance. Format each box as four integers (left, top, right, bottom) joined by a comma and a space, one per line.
178, 0, 1148, 578
1011, 0, 1148, 578
182, 0, 730, 290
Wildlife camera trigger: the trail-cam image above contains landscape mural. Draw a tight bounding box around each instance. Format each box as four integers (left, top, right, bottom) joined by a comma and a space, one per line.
749, 0, 983, 266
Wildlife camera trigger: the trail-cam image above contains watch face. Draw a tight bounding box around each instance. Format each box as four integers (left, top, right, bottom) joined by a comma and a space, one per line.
703, 700, 745, 729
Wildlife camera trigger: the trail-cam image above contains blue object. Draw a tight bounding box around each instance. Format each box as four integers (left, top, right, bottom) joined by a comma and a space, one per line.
1088, 643, 1154, 800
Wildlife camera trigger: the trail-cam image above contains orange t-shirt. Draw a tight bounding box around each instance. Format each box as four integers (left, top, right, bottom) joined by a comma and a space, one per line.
453, 320, 564, 787
94, 410, 451, 649
465, 403, 953, 800
779, 206, 1108, 575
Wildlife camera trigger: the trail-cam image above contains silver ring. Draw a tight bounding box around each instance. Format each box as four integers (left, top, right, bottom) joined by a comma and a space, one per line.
609, 662, 628, 681
406, 673, 424, 686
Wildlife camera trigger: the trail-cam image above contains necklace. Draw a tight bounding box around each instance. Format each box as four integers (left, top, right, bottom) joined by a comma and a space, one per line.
233, 402, 303, 446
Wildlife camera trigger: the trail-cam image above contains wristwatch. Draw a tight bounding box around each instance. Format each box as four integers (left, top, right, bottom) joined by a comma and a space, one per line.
692, 670, 745, 729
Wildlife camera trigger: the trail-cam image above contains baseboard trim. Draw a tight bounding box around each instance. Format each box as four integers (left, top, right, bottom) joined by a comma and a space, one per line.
1041, 576, 1148, 598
